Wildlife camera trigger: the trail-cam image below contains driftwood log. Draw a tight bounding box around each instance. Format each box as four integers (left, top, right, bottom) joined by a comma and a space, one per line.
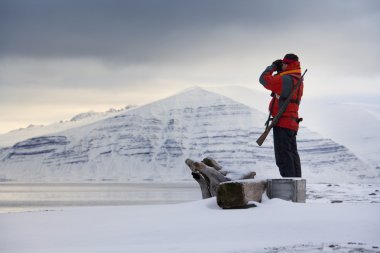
185, 157, 256, 199
217, 180, 266, 208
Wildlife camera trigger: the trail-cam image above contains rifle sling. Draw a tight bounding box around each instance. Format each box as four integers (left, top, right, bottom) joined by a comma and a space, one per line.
268, 74, 303, 125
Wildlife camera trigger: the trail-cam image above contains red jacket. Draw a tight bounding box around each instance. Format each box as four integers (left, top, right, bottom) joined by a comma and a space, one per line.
259, 61, 304, 131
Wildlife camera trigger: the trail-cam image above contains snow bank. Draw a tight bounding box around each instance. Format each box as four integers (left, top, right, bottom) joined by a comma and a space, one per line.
1, 197, 379, 253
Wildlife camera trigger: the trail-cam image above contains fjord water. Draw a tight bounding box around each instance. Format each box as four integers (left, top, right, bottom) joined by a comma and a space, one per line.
0, 182, 200, 213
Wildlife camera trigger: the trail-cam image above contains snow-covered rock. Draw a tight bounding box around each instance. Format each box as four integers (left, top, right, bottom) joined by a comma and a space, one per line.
0, 87, 376, 183
70, 111, 101, 122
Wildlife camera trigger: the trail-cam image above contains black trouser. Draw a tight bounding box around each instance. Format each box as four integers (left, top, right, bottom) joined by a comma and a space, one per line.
273, 126, 301, 177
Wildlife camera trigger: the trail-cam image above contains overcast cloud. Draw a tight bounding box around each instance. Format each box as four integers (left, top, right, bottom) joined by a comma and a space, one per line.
0, 0, 379, 133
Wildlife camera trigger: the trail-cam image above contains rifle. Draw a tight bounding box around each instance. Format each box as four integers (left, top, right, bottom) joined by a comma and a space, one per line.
256, 69, 308, 146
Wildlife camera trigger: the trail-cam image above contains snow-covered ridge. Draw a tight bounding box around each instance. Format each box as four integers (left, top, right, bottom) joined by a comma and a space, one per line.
0, 87, 377, 183
69, 111, 102, 122
0, 105, 136, 148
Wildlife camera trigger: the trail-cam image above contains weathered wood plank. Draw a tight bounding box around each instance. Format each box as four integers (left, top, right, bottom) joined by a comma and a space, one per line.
266, 179, 306, 203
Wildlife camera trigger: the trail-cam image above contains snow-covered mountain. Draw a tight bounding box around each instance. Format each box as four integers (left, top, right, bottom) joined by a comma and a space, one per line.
205, 86, 380, 170
0, 88, 376, 183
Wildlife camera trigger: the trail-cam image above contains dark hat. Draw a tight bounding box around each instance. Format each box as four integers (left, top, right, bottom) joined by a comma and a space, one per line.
283, 53, 299, 64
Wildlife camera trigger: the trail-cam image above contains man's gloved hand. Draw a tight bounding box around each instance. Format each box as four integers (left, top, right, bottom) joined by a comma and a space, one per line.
272, 59, 283, 72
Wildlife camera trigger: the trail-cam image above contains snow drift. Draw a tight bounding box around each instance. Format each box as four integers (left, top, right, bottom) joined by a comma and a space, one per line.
0, 197, 379, 253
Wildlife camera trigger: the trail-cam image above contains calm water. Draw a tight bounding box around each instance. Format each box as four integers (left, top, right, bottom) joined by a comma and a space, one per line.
0, 182, 201, 213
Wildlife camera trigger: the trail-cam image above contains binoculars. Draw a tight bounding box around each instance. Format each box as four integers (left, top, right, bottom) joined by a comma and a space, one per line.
273, 59, 283, 72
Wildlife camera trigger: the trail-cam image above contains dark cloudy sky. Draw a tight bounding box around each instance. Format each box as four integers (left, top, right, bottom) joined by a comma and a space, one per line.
0, 0, 379, 133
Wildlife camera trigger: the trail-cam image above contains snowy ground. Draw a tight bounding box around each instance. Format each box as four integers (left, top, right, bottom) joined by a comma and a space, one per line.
1, 185, 379, 253
307, 183, 380, 203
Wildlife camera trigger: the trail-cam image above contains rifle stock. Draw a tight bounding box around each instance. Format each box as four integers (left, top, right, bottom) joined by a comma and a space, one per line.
256, 126, 272, 146
256, 69, 307, 146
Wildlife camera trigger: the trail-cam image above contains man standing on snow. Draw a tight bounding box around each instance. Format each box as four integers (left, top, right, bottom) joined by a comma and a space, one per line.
259, 54, 303, 177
